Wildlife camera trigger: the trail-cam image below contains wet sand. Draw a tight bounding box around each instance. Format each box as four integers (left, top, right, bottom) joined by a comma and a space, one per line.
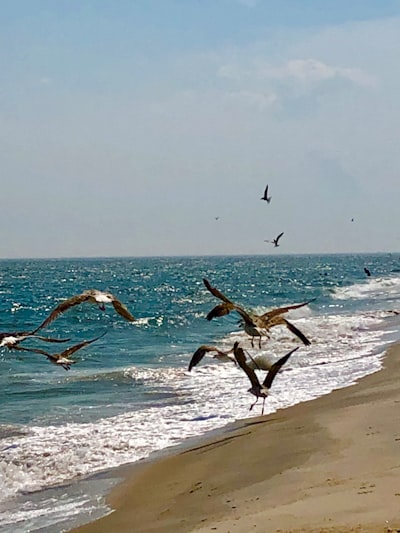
71, 343, 400, 533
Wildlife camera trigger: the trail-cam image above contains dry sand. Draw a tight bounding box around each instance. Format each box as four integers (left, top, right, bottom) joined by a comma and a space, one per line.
71, 343, 400, 533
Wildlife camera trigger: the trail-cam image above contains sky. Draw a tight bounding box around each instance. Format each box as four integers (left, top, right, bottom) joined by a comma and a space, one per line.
1, 0, 400, 258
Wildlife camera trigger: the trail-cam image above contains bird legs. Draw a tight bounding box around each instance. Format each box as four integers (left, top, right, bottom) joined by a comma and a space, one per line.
249, 396, 266, 415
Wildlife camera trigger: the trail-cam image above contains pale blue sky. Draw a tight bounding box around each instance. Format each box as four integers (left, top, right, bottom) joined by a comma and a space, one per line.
2, 1, 400, 258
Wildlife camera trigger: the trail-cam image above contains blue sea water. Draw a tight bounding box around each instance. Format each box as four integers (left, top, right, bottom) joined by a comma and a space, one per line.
1, 253, 400, 532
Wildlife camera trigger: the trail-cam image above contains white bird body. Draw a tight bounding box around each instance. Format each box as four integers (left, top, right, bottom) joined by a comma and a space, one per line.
0, 335, 23, 347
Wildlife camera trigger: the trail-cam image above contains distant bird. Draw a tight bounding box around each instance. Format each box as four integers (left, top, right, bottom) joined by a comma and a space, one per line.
265, 232, 284, 247
260, 185, 271, 203
234, 342, 298, 414
203, 278, 312, 348
364, 267, 371, 277
351, 218, 354, 222
0, 331, 70, 350
36, 289, 136, 330
12, 332, 106, 370
188, 345, 235, 371
215, 216, 220, 221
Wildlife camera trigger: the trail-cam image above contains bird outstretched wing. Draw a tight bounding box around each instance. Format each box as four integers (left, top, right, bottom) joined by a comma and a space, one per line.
203, 278, 234, 304
263, 347, 298, 389
260, 299, 315, 320
34, 293, 92, 331
59, 331, 107, 358
233, 342, 260, 389
111, 298, 136, 322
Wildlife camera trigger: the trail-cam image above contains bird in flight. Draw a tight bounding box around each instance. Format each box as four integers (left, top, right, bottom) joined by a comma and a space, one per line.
12, 332, 106, 370
188, 345, 235, 371
260, 185, 271, 203
0, 331, 70, 350
265, 232, 284, 247
233, 342, 298, 414
36, 289, 136, 330
203, 278, 312, 348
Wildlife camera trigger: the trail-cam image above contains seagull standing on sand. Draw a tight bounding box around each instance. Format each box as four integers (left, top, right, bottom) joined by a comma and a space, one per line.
260, 185, 271, 203
12, 332, 106, 370
265, 232, 284, 247
233, 342, 298, 414
36, 289, 136, 330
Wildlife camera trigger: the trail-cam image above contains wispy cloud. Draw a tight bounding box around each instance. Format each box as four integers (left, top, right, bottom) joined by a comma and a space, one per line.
218, 57, 376, 88
261, 59, 376, 87
225, 89, 277, 109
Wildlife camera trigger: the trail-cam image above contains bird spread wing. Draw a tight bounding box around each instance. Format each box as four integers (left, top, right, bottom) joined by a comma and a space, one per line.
282, 319, 311, 346
11, 345, 51, 356
60, 332, 106, 358
275, 232, 284, 243
111, 298, 136, 322
206, 302, 236, 321
188, 345, 218, 371
34, 293, 92, 331
203, 279, 254, 325
263, 347, 298, 389
32, 335, 71, 343
203, 278, 234, 304
233, 343, 260, 389
260, 299, 315, 320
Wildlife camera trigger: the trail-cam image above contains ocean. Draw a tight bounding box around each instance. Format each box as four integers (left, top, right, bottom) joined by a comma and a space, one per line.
0, 253, 399, 532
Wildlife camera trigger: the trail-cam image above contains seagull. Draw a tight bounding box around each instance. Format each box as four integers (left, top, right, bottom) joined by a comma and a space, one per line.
12, 332, 107, 370
188, 345, 235, 371
0, 331, 70, 350
260, 185, 271, 203
203, 278, 312, 348
265, 232, 284, 247
36, 289, 136, 330
233, 342, 298, 414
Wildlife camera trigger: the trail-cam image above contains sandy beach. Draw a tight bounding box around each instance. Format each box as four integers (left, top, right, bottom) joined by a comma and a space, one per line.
71, 343, 400, 533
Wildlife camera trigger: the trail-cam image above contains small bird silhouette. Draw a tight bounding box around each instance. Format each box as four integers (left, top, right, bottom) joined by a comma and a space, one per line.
364, 267, 371, 277
265, 232, 284, 247
260, 185, 271, 203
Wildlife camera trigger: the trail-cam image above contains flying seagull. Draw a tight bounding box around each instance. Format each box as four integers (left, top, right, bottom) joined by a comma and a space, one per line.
203, 278, 312, 348
188, 345, 235, 371
260, 185, 271, 203
233, 342, 298, 414
12, 332, 106, 370
36, 289, 136, 330
0, 331, 70, 350
265, 232, 284, 247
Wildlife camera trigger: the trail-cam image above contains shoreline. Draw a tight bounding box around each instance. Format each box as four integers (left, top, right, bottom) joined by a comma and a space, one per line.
70, 341, 400, 533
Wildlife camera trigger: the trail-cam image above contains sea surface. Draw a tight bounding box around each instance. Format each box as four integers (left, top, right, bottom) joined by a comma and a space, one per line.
1, 253, 400, 532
